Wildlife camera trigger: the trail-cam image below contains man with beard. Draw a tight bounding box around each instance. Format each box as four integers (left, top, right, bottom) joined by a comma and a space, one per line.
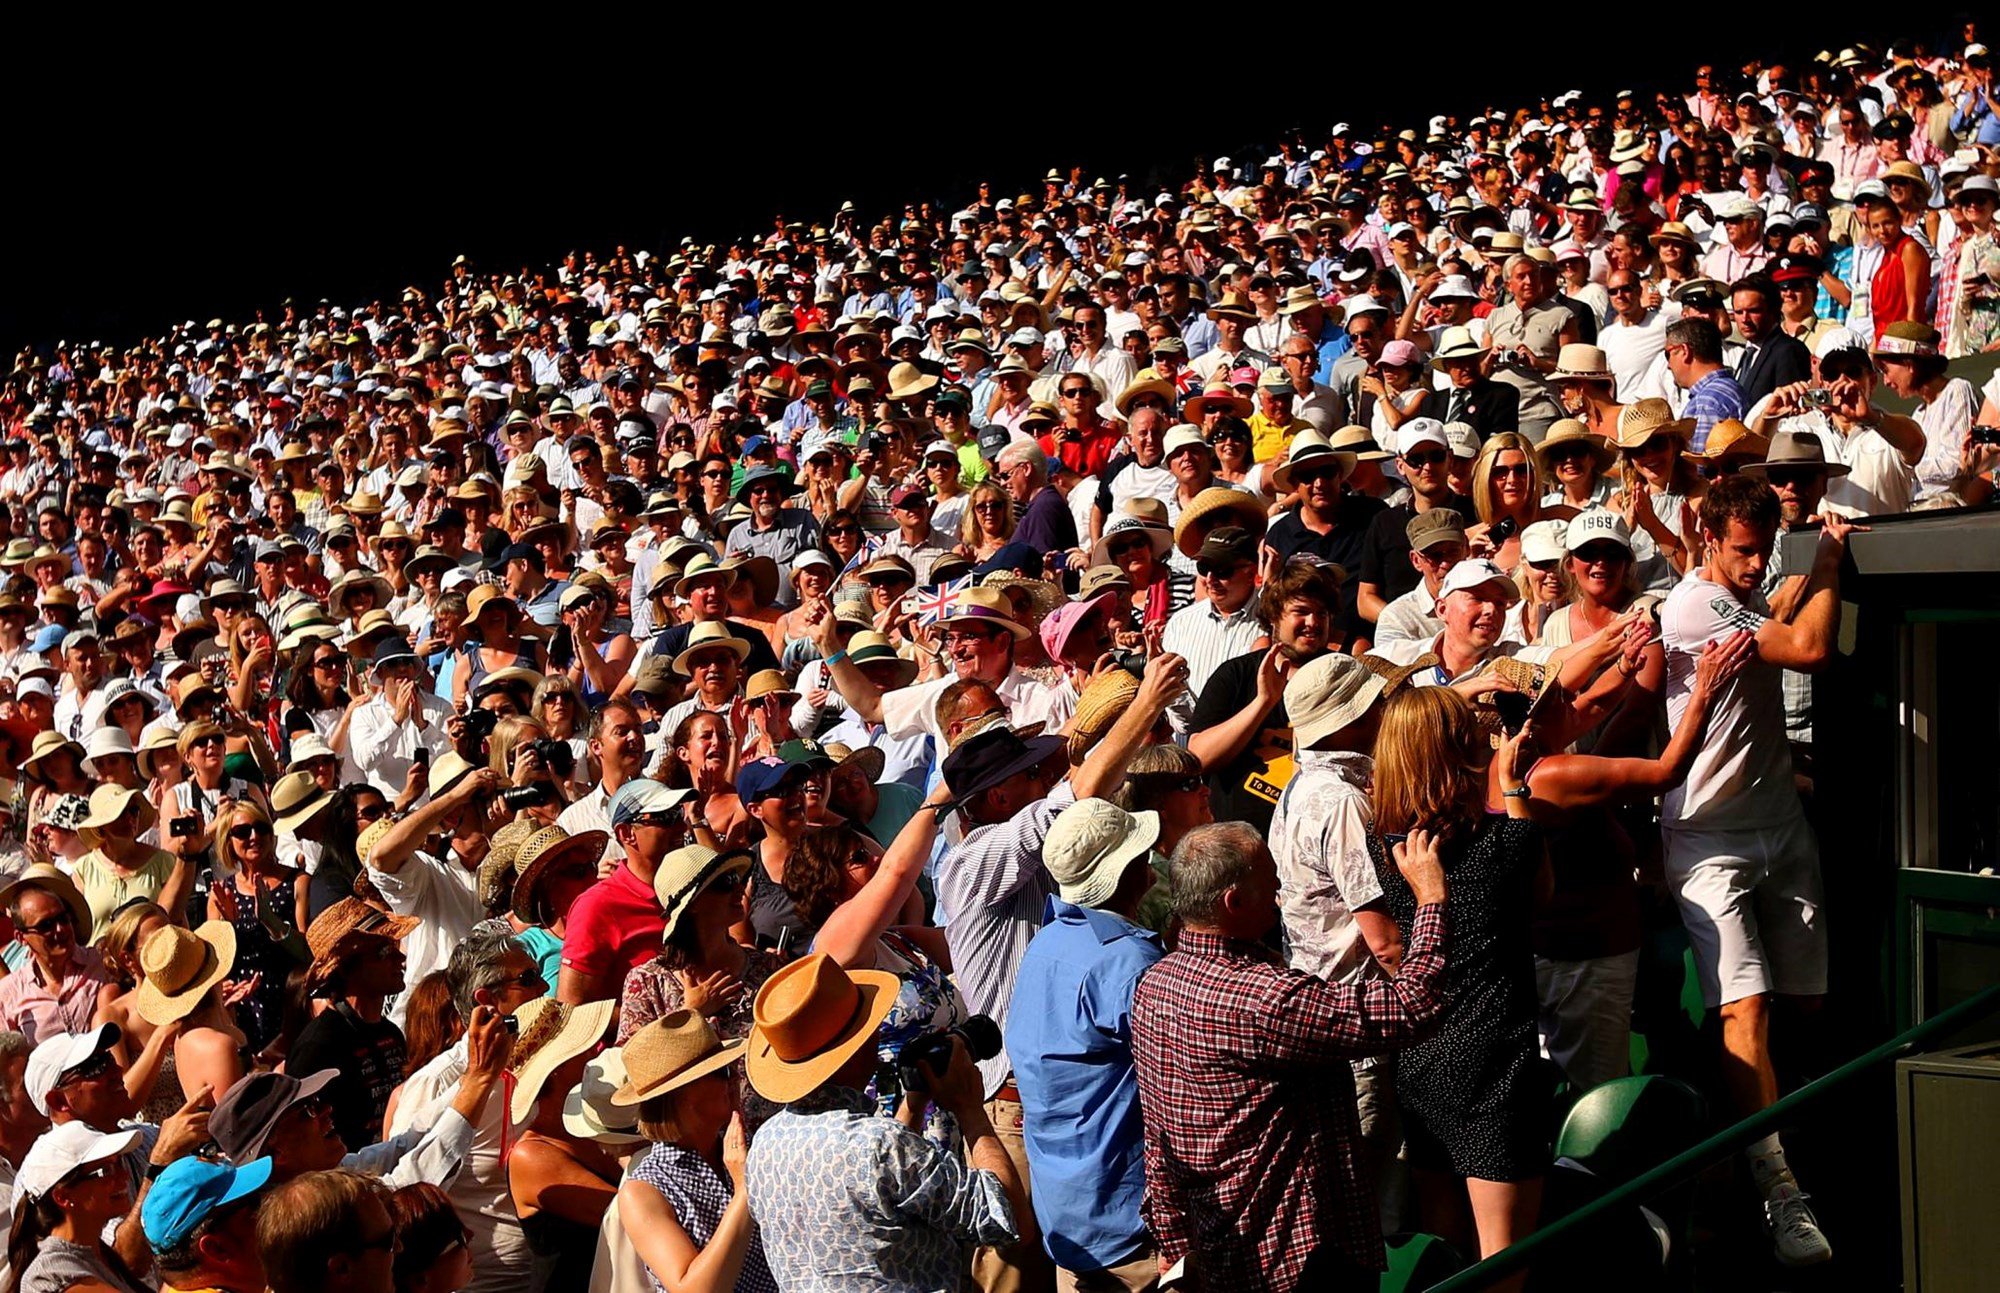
1186, 561, 1342, 835
723, 466, 821, 608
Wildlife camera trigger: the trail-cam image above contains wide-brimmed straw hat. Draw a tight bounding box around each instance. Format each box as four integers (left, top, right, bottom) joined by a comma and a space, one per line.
744, 957, 899, 1104
134, 920, 238, 1026
651, 845, 753, 944
933, 586, 1031, 641
1535, 419, 1617, 474
1172, 486, 1269, 558
612, 1009, 748, 1107
1270, 429, 1356, 492
672, 620, 753, 676
507, 996, 618, 1124
1609, 398, 1694, 449
1090, 511, 1174, 567
77, 784, 157, 848
0, 865, 92, 941
1682, 419, 1769, 465
511, 826, 609, 926
1550, 344, 1615, 383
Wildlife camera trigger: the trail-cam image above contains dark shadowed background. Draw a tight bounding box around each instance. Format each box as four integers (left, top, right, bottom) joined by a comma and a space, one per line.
0, 18, 1964, 354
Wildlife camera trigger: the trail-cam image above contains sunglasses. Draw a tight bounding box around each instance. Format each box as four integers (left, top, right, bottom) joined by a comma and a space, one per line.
1108, 538, 1152, 558
60, 1052, 116, 1085
228, 824, 269, 842
701, 468, 730, 479
1764, 467, 1822, 488
1403, 450, 1448, 468
1196, 560, 1251, 579
20, 910, 75, 937
190, 734, 226, 750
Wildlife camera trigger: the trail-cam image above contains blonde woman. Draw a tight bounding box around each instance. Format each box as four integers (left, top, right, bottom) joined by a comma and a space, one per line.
207, 801, 309, 1053
132, 919, 251, 1107
91, 900, 187, 1124
956, 481, 1015, 562
1467, 432, 1577, 574
487, 715, 572, 829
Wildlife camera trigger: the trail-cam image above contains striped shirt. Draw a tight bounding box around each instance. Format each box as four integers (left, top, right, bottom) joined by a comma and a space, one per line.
1682, 369, 1746, 453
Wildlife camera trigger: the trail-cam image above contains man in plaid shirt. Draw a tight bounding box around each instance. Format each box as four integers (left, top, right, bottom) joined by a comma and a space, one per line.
1131, 821, 1451, 1289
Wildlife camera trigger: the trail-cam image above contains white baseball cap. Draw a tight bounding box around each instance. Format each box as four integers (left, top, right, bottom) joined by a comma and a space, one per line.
1434, 558, 1521, 614
1565, 509, 1635, 554
13, 1121, 141, 1204
25, 1025, 120, 1116
1396, 419, 1449, 456
1520, 520, 1570, 566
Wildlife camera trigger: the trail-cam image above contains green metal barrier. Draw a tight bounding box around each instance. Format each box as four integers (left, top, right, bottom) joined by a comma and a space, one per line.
1425, 981, 2000, 1292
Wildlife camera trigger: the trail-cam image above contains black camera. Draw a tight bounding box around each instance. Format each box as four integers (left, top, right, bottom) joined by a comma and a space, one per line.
897, 1015, 1002, 1095
496, 784, 558, 811
1973, 425, 2000, 447
169, 815, 200, 839
461, 708, 498, 742
527, 737, 575, 779
1488, 515, 1519, 544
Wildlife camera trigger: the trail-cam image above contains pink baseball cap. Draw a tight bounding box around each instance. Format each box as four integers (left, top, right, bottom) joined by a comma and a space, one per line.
1379, 339, 1422, 368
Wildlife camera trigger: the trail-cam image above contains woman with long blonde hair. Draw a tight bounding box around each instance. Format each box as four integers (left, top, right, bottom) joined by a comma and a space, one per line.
1369, 686, 1547, 1265
1468, 432, 1577, 574
956, 481, 1015, 562
207, 801, 309, 1056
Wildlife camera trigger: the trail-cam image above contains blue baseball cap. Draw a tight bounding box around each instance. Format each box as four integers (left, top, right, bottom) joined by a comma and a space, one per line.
143, 1155, 274, 1252
608, 778, 694, 827
740, 435, 770, 457
31, 623, 66, 653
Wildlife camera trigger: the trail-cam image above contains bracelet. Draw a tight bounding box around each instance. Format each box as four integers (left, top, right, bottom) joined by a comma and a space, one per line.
823, 648, 849, 667
1501, 785, 1532, 799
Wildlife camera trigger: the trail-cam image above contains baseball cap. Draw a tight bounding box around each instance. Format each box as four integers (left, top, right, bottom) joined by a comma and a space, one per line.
14, 1121, 141, 1204
1396, 419, 1448, 456
25, 1025, 120, 1116
1565, 508, 1635, 554
734, 756, 808, 802
1406, 508, 1467, 551
1433, 558, 1520, 613
1520, 520, 1570, 565
142, 1155, 274, 1252
608, 778, 695, 827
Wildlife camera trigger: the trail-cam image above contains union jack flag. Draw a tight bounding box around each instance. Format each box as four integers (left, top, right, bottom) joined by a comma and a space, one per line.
913, 575, 972, 626
839, 532, 886, 575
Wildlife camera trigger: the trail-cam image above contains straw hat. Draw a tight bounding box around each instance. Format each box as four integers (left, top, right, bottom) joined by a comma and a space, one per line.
672, 621, 752, 677
674, 552, 737, 598
932, 586, 1031, 641
1535, 419, 1616, 474
326, 570, 393, 619
1114, 374, 1178, 417
1609, 398, 1694, 449
465, 584, 521, 630
1550, 344, 1615, 383
743, 955, 900, 1104
1172, 486, 1270, 558
134, 920, 238, 1026
22, 730, 88, 783
0, 865, 92, 941
720, 555, 781, 606
652, 845, 753, 945
507, 997, 618, 1124
511, 827, 608, 926
612, 1009, 748, 1107
979, 572, 1065, 622
1183, 382, 1251, 421
1269, 429, 1357, 492
304, 897, 418, 967
1090, 510, 1173, 568
135, 728, 182, 781
340, 490, 387, 517
1067, 668, 1141, 765
823, 741, 887, 787
1074, 565, 1132, 601
562, 1047, 646, 1147
77, 784, 157, 848
1682, 419, 1769, 465
1739, 431, 1851, 480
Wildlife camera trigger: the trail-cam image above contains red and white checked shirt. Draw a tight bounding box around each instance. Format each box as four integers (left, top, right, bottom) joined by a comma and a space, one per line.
1130, 906, 1449, 1290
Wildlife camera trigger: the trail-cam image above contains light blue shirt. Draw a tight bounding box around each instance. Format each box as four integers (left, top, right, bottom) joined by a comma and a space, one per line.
1003, 896, 1163, 1272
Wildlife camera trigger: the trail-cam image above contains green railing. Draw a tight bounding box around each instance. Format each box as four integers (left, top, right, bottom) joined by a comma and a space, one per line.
1428, 981, 2000, 1292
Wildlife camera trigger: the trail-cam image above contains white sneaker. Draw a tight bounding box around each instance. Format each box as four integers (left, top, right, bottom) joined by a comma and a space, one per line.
1764, 1189, 1833, 1267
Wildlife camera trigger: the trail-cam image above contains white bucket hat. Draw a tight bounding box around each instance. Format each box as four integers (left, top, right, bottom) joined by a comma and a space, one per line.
1042, 799, 1160, 909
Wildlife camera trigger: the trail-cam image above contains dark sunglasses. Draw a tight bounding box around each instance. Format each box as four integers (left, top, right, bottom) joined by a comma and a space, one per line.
228, 825, 269, 842
20, 910, 76, 937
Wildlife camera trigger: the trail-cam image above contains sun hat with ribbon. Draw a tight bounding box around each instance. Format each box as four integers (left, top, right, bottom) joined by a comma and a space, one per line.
1172, 486, 1269, 558
743, 957, 900, 1104
507, 996, 618, 1124
652, 845, 753, 945
1610, 398, 1694, 450
0, 864, 92, 941
672, 620, 754, 677
134, 920, 238, 1026
1535, 419, 1616, 474
1090, 509, 1174, 568
77, 783, 157, 848
1739, 431, 1851, 480
932, 586, 1031, 641
1870, 320, 1941, 359
1682, 419, 1770, 465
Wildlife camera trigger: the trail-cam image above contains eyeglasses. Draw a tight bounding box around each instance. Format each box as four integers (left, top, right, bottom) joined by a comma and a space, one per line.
827, 524, 861, 536
496, 967, 546, 990
1108, 538, 1151, 558
354, 800, 389, 823
941, 627, 1000, 646
1491, 463, 1531, 479
1764, 467, 1822, 488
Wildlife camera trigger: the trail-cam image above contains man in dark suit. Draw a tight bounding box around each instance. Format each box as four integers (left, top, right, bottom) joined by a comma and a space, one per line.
1728, 274, 1812, 408
1431, 325, 1519, 442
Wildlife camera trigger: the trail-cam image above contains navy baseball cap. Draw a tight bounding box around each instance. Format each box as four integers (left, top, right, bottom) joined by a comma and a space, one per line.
735, 756, 807, 802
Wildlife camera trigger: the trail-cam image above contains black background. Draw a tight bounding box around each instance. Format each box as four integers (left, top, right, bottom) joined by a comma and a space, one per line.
0, 17, 1970, 356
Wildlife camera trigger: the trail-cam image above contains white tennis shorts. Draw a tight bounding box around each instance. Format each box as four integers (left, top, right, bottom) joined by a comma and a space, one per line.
1663, 814, 1827, 1008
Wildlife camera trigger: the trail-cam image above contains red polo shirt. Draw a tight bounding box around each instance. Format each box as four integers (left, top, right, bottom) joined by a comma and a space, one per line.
559, 862, 664, 990
1040, 418, 1120, 478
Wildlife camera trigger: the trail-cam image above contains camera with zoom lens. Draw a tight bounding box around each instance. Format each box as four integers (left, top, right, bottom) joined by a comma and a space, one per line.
527, 737, 575, 778
496, 783, 558, 811
461, 708, 498, 742
897, 1015, 1002, 1094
